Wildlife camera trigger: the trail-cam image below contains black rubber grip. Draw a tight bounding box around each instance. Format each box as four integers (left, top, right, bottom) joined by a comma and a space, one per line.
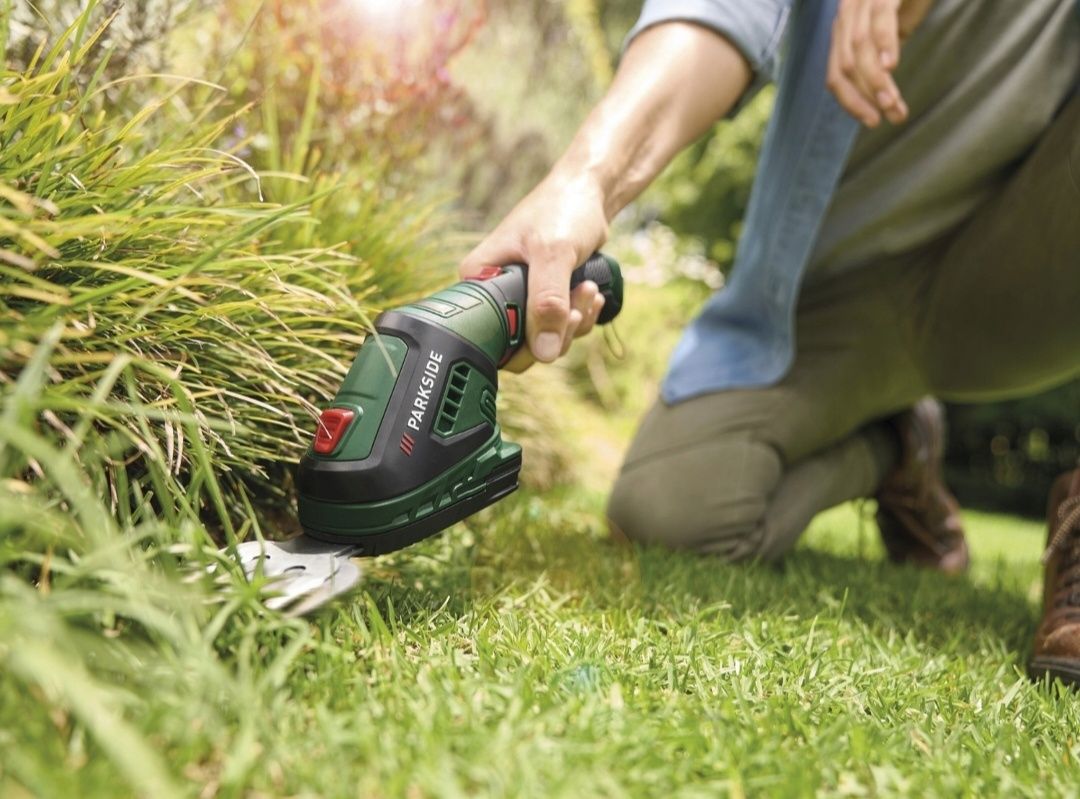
569, 252, 623, 325
467, 251, 624, 364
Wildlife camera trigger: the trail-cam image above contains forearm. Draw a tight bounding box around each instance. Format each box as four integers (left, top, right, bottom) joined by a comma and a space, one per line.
459, 21, 755, 366
549, 22, 754, 220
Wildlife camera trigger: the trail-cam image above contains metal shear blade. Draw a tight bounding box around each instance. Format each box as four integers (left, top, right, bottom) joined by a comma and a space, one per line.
233, 537, 362, 616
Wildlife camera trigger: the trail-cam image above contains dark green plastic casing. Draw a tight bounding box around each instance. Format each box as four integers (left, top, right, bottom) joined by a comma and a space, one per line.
296, 253, 622, 553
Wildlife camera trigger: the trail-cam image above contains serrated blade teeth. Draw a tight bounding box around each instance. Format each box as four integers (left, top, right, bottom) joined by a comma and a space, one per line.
230, 537, 362, 614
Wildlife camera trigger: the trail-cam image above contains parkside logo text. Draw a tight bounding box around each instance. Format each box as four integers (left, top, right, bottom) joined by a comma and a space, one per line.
407, 350, 444, 431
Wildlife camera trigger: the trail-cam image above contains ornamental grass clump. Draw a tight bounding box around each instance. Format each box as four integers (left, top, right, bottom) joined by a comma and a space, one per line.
0, 7, 442, 794
0, 10, 441, 539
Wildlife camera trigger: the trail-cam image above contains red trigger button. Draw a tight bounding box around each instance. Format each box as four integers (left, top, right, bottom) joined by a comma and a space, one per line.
475, 266, 502, 280
506, 305, 519, 338
313, 408, 355, 455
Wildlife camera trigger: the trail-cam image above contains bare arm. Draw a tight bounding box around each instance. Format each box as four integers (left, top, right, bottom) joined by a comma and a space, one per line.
459, 22, 753, 368
562, 21, 753, 219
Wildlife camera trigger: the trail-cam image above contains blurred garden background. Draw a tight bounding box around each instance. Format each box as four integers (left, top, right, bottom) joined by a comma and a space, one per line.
1, 2, 1078, 797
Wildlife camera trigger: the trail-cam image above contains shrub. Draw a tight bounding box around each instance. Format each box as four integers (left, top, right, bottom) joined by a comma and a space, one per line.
946, 382, 1080, 518
3, 0, 207, 77
212, 0, 488, 173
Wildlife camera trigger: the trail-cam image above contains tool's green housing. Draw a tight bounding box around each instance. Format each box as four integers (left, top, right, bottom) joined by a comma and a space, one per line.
297, 254, 622, 554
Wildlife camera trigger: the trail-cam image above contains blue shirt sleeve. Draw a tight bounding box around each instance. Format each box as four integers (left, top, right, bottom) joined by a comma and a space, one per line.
624, 0, 793, 115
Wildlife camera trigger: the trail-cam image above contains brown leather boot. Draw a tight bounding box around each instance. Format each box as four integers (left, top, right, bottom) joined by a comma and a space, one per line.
874, 398, 970, 574
1029, 468, 1080, 687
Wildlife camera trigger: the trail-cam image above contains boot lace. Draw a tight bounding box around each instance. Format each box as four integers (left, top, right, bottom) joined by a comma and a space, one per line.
1043, 495, 1080, 563
1041, 496, 1080, 613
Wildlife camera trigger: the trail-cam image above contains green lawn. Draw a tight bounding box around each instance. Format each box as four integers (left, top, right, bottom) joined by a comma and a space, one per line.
5, 486, 1078, 798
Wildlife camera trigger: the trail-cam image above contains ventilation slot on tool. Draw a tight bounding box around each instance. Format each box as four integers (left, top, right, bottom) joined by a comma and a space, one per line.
434, 363, 470, 436
480, 388, 497, 426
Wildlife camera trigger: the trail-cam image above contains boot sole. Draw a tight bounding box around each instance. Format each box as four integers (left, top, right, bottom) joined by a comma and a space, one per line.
1028, 656, 1080, 688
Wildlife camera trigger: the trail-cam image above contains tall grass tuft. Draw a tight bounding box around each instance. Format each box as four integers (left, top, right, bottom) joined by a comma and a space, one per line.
0, 7, 441, 794
0, 8, 444, 536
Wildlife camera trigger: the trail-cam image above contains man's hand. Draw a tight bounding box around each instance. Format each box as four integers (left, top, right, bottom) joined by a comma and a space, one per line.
459, 22, 754, 370
459, 173, 609, 372
826, 0, 935, 127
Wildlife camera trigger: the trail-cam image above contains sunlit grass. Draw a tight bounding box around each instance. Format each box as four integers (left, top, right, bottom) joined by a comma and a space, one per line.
7, 484, 1078, 797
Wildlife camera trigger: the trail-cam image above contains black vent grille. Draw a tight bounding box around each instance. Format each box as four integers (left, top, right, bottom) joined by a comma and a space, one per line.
434, 363, 470, 435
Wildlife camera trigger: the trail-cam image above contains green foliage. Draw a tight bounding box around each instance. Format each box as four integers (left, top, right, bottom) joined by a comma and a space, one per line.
595, 0, 645, 56
0, 9, 604, 792
213, 0, 488, 172
0, 12, 447, 793
203, 0, 609, 232
947, 381, 1080, 517
0, 13, 444, 534
2, 0, 207, 76
447, 0, 610, 224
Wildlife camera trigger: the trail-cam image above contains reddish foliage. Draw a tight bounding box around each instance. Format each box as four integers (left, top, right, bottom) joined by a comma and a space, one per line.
227, 0, 492, 167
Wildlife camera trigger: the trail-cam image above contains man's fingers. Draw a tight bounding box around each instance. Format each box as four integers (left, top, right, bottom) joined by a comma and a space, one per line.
500, 287, 603, 370
526, 245, 576, 363
576, 291, 605, 339
502, 283, 601, 369
848, 0, 892, 121
828, 32, 881, 127
828, 0, 913, 127
833, 7, 857, 84
867, 1, 908, 123
871, 0, 901, 69
589, 293, 605, 325
560, 309, 584, 356
831, 10, 881, 126
569, 280, 599, 337
856, 37, 904, 124
854, 2, 890, 97
461, 241, 607, 366
565, 284, 605, 355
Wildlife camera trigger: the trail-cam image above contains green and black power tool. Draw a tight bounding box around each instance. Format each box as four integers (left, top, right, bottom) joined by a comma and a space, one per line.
294, 252, 623, 555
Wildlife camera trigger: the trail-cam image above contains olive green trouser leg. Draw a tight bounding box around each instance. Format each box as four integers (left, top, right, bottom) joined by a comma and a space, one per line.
606, 399, 901, 561
607, 91, 1080, 560
915, 90, 1080, 399
609, 255, 928, 557
606, 262, 923, 559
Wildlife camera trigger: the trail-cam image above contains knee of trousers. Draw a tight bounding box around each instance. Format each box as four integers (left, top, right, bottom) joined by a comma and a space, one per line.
605, 437, 783, 562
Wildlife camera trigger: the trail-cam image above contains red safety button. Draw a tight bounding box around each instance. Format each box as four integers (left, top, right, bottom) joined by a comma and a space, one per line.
506, 305, 519, 339
313, 408, 356, 455
475, 266, 503, 280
